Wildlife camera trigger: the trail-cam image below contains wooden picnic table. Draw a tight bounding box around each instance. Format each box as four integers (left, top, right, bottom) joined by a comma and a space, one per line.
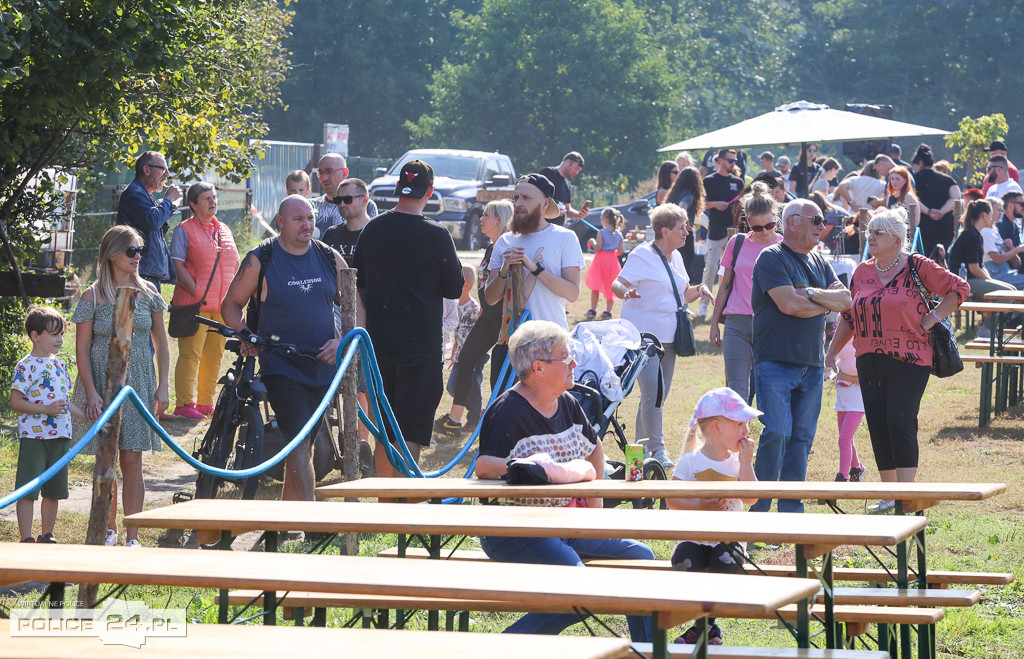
983, 290, 1024, 302
316, 478, 1005, 513
0, 543, 818, 659
0, 619, 633, 659
126, 498, 926, 652
959, 301, 1024, 424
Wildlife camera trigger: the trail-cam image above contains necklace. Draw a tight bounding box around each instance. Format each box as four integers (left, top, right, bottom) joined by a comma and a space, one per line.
875, 253, 902, 273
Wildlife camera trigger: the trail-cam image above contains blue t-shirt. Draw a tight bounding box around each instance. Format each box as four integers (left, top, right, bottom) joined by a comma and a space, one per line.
253, 240, 337, 386
600, 228, 623, 251
751, 243, 838, 367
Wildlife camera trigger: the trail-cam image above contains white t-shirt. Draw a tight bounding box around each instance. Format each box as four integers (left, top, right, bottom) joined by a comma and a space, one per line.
618, 242, 690, 343
673, 447, 745, 548
846, 175, 885, 209
489, 224, 585, 329
986, 179, 1024, 200
981, 226, 1003, 264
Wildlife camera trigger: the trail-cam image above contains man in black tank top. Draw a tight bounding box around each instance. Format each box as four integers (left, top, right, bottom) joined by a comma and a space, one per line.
222, 195, 348, 502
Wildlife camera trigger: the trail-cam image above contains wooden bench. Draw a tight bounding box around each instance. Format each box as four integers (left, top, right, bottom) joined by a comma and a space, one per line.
960, 354, 1024, 426
222, 589, 943, 641
964, 340, 1024, 352
629, 644, 889, 659
0, 619, 634, 659
379, 547, 1014, 589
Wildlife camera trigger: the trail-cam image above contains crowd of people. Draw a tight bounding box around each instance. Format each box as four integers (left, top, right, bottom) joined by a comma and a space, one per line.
9, 139, 1016, 645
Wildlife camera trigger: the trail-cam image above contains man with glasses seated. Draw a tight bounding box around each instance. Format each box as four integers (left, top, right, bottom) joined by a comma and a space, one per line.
699, 148, 745, 319
116, 150, 182, 291
311, 153, 377, 239
748, 200, 851, 513
788, 143, 825, 199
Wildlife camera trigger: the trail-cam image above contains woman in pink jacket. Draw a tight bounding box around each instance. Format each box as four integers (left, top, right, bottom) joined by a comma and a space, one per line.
169, 182, 240, 418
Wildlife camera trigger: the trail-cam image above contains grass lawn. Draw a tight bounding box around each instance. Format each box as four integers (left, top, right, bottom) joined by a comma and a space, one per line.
0, 251, 1022, 657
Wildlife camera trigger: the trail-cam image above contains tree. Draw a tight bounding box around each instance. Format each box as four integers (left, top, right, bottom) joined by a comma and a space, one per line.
409, 0, 674, 185
944, 114, 1009, 188
265, 0, 479, 158
0, 0, 291, 298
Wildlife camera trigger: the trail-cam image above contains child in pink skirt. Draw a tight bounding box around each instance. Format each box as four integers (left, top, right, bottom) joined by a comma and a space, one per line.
584, 208, 625, 320
833, 339, 865, 482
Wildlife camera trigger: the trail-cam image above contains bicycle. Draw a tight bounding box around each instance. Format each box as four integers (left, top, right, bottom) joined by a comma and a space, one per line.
190, 316, 319, 500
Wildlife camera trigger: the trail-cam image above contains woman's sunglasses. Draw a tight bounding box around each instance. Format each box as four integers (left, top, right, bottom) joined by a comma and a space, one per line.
750, 222, 777, 233
124, 246, 145, 258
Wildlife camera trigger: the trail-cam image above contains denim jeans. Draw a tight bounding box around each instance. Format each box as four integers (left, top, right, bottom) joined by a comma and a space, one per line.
986, 261, 1024, 289
750, 361, 824, 513
479, 533, 654, 641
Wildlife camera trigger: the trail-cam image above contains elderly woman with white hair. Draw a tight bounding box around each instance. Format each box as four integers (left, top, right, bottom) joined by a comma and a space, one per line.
476, 319, 654, 642
826, 208, 968, 510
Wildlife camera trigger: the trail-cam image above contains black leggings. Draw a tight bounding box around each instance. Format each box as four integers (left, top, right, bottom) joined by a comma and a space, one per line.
856, 352, 931, 471
451, 309, 500, 408
670, 541, 745, 574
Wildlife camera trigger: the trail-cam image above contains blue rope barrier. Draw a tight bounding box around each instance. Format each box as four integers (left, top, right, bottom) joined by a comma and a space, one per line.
1, 312, 530, 509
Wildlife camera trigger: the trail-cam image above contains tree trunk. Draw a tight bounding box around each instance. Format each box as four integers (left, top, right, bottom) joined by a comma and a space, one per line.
78, 287, 136, 607
338, 267, 359, 556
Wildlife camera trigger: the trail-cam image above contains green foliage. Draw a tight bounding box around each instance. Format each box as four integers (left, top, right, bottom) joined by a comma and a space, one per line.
409, 0, 673, 185
266, 0, 480, 158
0, 0, 291, 269
944, 114, 1009, 187
0, 296, 31, 407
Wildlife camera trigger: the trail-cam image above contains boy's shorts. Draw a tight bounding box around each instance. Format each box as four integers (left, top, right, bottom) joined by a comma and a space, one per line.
15, 437, 71, 501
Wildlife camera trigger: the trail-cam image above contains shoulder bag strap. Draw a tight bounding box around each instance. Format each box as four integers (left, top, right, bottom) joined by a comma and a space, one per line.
197, 227, 222, 306
651, 243, 684, 310
718, 234, 745, 312
906, 255, 936, 311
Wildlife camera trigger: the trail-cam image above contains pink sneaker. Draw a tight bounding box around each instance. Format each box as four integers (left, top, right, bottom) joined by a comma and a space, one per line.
195, 405, 215, 416
173, 403, 206, 419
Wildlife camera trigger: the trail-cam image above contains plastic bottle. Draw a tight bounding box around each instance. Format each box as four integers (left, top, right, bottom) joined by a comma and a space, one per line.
958, 263, 968, 280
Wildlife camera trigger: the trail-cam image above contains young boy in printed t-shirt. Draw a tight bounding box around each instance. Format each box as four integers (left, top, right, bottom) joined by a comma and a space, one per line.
11, 306, 84, 543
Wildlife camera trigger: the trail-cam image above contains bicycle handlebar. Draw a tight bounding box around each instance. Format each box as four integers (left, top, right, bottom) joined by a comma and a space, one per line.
195, 316, 320, 359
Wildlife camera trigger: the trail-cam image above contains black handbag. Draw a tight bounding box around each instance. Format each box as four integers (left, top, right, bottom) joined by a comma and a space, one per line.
168, 229, 222, 339
907, 255, 963, 378
651, 243, 697, 357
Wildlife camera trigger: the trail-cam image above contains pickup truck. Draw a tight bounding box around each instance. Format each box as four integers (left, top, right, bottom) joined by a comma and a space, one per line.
368, 149, 516, 250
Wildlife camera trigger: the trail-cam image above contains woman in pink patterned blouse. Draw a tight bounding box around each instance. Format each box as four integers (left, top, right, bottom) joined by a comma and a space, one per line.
826, 208, 969, 501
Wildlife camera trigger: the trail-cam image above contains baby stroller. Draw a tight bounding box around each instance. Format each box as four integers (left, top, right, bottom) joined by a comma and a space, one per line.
567, 319, 667, 509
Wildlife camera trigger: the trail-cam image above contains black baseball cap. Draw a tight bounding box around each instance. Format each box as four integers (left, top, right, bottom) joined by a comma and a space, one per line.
518, 173, 561, 220
395, 159, 434, 198
985, 140, 1008, 152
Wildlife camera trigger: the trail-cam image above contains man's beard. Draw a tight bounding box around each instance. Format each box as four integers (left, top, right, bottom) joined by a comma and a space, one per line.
511, 205, 543, 234
988, 172, 998, 183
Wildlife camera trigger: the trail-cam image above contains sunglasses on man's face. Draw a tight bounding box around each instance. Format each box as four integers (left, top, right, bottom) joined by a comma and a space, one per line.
124, 246, 145, 258
332, 194, 366, 205
799, 214, 826, 226
749, 221, 777, 233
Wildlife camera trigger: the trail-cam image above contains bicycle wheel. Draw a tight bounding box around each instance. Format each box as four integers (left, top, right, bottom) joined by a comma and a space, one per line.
234, 405, 264, 500
194, 389, 238, 500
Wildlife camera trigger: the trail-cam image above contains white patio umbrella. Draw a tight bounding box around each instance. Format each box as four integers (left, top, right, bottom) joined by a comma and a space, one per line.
658, 100, 951, 193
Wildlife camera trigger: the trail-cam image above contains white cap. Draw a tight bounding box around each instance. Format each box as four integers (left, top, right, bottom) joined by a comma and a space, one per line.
690, 387, 763, 428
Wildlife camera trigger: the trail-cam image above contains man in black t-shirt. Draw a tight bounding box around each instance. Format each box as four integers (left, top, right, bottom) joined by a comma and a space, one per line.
699, 149, 744, 318
352, 160, 465, 478
539, 151, 590, 226
323, 177, 372, 268
788, 144, 824, 198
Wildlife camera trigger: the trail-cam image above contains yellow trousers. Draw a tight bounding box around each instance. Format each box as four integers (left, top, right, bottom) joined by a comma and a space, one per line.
174, 309, 228, 407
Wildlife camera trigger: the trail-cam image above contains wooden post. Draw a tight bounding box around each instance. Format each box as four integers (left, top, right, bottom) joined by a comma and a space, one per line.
857, 208, 870, 261
79, 287, 136, 607
509, 263, 526, 319
906, 199, 920, 249
338, 267, 359, 557
953, 199, 964, 234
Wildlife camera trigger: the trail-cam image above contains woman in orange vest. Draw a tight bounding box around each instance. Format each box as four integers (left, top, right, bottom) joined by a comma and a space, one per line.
168, 182, 240, 418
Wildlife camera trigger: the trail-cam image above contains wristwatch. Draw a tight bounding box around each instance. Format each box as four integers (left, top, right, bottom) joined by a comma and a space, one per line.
806, 287, 817, 301
531, 264, 545, 277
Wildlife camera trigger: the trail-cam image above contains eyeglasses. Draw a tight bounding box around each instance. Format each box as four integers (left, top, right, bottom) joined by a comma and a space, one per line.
540, 353, 576, 366
318, 168, 344, 176
723, 158, 737, 164
124, 246, 145, 258
799, 214, 826, 226
146, 163, 169, 173
749, 221, 777, 233
333, 194, 366, 205
986, 164, 1003, 170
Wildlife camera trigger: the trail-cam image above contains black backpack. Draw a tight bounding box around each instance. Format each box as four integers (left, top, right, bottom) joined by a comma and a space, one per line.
244, 238, 339, 332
